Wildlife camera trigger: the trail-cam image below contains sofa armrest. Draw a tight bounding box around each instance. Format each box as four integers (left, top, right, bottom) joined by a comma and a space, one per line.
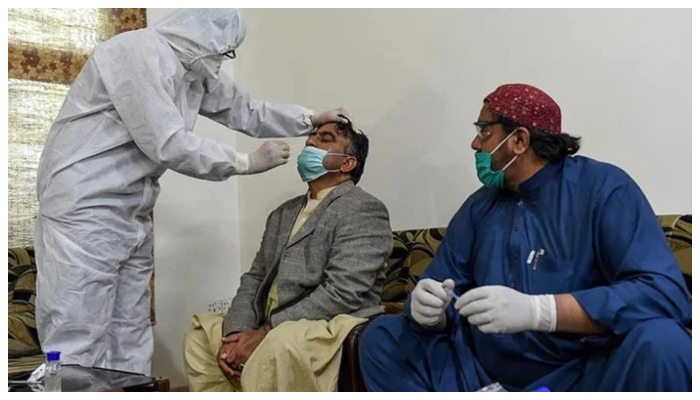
338, 321, 371, 392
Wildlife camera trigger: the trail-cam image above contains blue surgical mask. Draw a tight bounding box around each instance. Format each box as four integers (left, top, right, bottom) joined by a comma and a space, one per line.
297, 146, 347, 182
474, 130, 518, 188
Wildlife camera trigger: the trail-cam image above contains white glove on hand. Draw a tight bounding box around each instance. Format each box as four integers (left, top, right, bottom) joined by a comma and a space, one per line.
310, 107, 351, 127
243, 141, 290, 175
455, 285, 557, 334
410, 278, 454, 328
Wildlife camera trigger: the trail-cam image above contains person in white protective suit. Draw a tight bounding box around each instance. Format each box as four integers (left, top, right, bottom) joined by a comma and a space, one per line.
34, 8, 348, 375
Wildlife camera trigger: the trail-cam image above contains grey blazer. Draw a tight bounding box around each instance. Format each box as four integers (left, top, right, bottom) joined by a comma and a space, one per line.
223, 181, 393, 336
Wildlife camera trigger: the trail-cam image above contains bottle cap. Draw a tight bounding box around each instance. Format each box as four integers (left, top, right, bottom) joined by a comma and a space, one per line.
46, 351, 61, 362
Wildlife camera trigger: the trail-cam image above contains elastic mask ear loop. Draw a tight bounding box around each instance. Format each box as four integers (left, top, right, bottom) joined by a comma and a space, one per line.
324, 153, 352, 173
490, 130, 517, 155
501, 154, 518, 171
491, 129, 519, 171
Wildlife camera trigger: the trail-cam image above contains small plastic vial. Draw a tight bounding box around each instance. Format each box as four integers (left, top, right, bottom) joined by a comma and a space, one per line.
44, 351, 62, 392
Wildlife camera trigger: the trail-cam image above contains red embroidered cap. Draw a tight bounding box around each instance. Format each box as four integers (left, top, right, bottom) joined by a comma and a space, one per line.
485, 83, 562, 134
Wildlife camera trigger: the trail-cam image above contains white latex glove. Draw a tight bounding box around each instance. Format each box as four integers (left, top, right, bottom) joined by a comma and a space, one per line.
242, 140, 290, 175
310, 107, 351, 127
455, 285, 557, 334
410, 278, 454, 328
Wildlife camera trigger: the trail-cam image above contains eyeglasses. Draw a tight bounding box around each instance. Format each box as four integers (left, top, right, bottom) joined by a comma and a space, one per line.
473, 120, 501, 139
222, 50, 236, 60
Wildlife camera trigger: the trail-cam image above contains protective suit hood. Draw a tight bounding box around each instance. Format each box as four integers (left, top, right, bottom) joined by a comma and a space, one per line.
152, 8, 247, 70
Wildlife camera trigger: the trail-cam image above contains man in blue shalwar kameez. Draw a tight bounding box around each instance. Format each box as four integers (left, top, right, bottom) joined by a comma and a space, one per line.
359, 83, 691, 392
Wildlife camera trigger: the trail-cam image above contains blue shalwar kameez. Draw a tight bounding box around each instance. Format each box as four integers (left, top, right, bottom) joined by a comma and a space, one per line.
360, 156, 691, 391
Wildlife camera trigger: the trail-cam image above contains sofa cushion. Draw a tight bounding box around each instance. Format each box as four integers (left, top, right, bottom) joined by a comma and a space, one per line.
657, 214, 692, 293
381, 228, 446, 314
8, 247, 41, 358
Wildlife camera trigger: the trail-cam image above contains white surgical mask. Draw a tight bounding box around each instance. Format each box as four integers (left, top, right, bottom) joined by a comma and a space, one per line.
188, 56, 223, 80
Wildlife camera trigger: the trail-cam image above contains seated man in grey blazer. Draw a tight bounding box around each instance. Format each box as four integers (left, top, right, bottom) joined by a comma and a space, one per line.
183, 119, 393, 392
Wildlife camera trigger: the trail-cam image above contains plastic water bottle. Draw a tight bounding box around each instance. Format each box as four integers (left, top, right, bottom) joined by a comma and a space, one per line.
44, 351, 62, 392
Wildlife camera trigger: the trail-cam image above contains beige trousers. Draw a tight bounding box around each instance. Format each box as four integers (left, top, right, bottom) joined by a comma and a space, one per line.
183, 313, 365, 392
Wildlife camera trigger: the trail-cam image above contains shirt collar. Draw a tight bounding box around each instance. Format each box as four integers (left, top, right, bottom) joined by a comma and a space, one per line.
515, 159, 564, 200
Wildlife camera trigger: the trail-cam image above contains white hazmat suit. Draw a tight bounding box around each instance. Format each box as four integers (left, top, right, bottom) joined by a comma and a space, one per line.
35, 8, 344, 375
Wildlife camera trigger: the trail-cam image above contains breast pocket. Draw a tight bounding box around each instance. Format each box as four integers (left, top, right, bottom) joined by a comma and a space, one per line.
526, 252, 574, 295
